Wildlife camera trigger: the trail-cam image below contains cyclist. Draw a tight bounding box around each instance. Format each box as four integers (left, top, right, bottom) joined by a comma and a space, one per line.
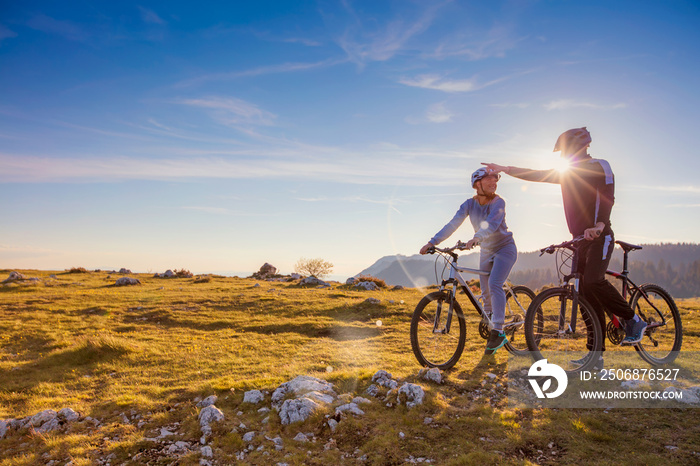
420, 167, 518, 356
482, 127, 647, 363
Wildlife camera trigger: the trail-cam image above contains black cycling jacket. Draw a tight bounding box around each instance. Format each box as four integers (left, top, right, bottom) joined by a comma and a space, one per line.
510, 157, 615, 236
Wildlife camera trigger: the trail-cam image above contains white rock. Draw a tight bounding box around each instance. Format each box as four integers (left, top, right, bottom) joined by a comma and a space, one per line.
398, 383, 425, 408
620, 380, 646, 390
267, 436, 284, 450
201, 446, 213, 457
271, 376, 336, 407
328, 419, 339, 432
243, 390, 264, 404
278, 398, 322, 425
352, 397, 372, 405
159, 428, 175, 438
300, 276, 330, 287
304, 390, 335, 405
28, 410, 57, 427
0, 420, 7, 439
366, 384, 380, 397
37, 418, 60, 433
115, 277, 140, 286
356, 281, 380, 291
372, 370, 398, 389
293, 432, 310, 442
419, 368, 443, 384
243, 431, 256, 442
198, 405, 225, 427
335, 403, 365, 416
197, 395, 218, 408
58, 408, 80, 422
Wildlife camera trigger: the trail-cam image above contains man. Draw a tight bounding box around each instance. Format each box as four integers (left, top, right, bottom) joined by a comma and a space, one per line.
483, 127, 647, 362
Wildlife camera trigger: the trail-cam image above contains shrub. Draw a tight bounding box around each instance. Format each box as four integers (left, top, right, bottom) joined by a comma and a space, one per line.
355, 275, 387, 288
294, 258, 334, 279
68, 267, 88, 273
174, 269, 194, 278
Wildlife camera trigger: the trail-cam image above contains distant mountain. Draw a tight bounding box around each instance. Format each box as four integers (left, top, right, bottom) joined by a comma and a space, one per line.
356, 243, 700, 298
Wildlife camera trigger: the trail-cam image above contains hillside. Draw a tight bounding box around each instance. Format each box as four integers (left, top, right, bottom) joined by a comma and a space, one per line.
1, 270, 699, 464
357, 243, 700, 298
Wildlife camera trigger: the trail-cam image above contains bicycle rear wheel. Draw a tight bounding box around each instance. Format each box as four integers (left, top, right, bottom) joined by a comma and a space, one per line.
410, 291, 466, 370
503, 285, 535, 356
630, 283, 682, 365
525, 287, 603, 373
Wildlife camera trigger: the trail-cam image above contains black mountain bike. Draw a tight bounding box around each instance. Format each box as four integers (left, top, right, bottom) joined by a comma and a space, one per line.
601, 240, 682, 365
525, 237, 682, 373
524, 237, 603, 373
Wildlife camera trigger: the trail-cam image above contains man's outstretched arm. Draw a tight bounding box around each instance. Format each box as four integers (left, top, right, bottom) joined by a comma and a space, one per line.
482, 163, 561, 184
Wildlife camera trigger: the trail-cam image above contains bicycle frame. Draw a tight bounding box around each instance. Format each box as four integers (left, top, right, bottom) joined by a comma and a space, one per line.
605, 250, 667, 332
436, 251, 524, 334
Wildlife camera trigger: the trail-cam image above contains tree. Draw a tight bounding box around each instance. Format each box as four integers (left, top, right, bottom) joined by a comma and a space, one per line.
294, 257, 334, 278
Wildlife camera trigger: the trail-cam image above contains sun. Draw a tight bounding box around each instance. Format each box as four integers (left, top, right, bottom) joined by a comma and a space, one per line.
552, 156, 571, 173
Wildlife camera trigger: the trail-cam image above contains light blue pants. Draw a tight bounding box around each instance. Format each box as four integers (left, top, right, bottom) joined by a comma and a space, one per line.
479, 242, 518, 331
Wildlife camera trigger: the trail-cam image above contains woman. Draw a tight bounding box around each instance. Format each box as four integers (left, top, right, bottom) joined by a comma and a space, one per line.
419, 167, 517, 355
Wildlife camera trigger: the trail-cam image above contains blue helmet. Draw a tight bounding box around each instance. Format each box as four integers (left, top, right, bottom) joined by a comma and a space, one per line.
471, 167, 500, 188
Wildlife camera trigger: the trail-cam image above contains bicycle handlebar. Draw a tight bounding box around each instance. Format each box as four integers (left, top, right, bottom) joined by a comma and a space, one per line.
427, 240, 479, 255
539, 235, 586, 256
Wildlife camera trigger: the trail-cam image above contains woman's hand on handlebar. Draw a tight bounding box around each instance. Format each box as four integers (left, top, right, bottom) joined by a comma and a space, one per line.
464, 238, 480, 250
419, 242, 434, 255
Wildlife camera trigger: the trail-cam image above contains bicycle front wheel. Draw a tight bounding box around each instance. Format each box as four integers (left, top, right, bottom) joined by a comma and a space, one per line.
504, 285, 535, 356
525, 287, 603, 373
410, 291, 466, 370
630, 283, 682, 365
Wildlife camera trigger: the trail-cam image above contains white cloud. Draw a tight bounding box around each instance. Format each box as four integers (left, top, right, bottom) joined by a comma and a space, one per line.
335, 1, 446, 65
426, 102, 455, 123
399, 74, 505, 93
543, 99, 627, 111
177, 96, 277, 126
0, 151, 465, 187
138, 6, 166, 25
283, 37, 322, 47
429, 24, 524, 61
26, 14, 88, 41
0, 24, 18, 42
175, 58, 344, 87
491, 102, 530, 109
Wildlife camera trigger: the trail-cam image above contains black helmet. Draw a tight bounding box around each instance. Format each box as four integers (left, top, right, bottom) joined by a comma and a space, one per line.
553, 127, 591, 153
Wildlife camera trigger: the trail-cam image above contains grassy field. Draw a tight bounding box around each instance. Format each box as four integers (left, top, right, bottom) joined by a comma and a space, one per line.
1, 269, 699, 465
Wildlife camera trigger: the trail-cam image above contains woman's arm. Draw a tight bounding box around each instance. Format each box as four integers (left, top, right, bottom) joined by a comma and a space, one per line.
428, 200, 470, 246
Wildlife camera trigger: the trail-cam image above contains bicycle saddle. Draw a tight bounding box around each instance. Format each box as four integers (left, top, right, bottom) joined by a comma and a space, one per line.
616, 240, 642, 252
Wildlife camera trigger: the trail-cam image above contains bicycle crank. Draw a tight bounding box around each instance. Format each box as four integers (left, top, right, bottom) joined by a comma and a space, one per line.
606, 321, 626, 345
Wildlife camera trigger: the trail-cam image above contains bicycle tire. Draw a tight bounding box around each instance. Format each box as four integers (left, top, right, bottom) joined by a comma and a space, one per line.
525, 287, 603, 373
503, 285, 536, 356
630, 283, 682, 365
410, 291, 466, 370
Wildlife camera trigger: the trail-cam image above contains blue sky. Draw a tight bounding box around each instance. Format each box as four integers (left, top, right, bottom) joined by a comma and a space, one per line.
1, 1, 699, 278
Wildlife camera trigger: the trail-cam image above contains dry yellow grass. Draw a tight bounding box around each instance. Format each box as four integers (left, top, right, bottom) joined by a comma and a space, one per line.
1, 269, 700, 464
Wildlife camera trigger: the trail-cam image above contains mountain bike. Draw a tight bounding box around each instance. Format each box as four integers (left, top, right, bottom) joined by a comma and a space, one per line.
601, 240, 682, 365
525, 237, 682, 373
410, 241, 535, 370
523, 237, 604, 373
